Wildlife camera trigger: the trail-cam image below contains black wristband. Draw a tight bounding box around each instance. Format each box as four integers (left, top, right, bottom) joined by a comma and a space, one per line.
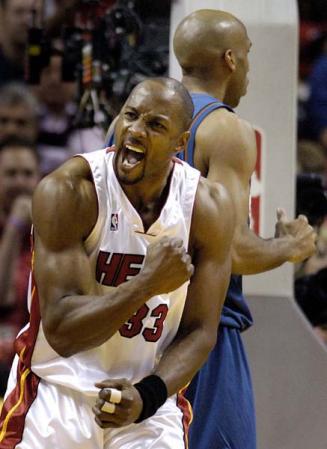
134, 375, 168, 423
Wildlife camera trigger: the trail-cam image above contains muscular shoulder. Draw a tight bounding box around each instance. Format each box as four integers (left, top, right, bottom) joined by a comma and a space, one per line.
191, 177, 235, 256
195, 108, 256, 178
32, 156, 97, 249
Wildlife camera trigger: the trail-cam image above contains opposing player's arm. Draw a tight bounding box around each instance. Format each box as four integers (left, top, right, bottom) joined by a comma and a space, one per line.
153, 178, 235, 395
197, 111, 316, 274
33, 157, 191, 358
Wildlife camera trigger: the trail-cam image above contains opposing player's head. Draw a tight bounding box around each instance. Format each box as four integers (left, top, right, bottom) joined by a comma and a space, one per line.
174, 9, 251, 107
114, 77, 193, 185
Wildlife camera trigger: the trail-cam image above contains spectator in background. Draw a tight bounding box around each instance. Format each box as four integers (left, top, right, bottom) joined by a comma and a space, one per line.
33, 50, 104, 175
297, 2, 327, 340
0, 137, 40, 396
297, 139, 327, 184
295, 172, 327, 346
0, 82, 39, 143
306, 36, 327, 149
0, 0, 42, 86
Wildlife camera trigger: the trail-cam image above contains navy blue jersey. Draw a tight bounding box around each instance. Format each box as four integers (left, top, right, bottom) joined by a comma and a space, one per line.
107, 132, 114, 147
183, 93, 253, 331
185, 93, 256, 449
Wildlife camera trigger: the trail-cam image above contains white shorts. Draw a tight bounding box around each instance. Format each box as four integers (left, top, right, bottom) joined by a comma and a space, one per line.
1, 357, 191, 449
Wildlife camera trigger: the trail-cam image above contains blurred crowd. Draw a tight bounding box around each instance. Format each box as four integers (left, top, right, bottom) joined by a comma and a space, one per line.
296, 0, 327, 346
0, 0, 326, 397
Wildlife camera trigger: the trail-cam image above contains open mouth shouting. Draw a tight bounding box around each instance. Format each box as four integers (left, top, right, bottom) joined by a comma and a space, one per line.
115, 141, 147, 184
119, 142, 146, 171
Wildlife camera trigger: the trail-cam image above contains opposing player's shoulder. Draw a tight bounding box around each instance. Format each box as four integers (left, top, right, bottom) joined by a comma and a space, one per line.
198, 108, 254, 147
191, 177, 235, 251
33, 156, 97, 249
195, 108, 256, 178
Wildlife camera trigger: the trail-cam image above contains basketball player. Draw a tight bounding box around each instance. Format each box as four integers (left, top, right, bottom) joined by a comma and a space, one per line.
0, 77, 235, 448
173, 9, 317, 449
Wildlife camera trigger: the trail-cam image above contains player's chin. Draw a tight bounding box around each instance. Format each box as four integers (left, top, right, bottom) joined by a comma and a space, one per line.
115, 157, 144, 185
116, 167, 144, 185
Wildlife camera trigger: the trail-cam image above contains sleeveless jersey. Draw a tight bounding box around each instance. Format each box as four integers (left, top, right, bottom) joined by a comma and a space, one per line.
184, 93, 257, 449
14, 149, 200, 396
183, 93, 253, 331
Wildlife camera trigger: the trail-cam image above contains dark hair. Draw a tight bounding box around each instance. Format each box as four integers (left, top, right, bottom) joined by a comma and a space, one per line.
0, 136, 40, 163
0, 82, 39, 118
296, 268, 327, 326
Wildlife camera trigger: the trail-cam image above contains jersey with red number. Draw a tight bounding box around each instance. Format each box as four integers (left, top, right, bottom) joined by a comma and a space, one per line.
17, 149, 200, 396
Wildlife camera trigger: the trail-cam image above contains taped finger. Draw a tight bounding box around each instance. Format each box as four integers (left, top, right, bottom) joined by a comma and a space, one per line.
109, 388, 122, 404
101, 402, 116, 414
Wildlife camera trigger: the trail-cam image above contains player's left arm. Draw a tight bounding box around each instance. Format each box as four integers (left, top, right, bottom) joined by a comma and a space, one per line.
154, 177, 235, 395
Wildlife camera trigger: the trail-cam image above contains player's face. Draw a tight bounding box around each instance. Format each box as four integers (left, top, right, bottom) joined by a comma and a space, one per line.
0, 146, 39, 213
114, 83, 187, 185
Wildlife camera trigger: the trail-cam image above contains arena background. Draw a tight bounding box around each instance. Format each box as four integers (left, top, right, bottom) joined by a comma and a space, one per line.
170, 1, 327, 448
0, 1, 326, 447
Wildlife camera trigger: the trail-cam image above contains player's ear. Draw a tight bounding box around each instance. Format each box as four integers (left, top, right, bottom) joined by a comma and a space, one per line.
175, 130, 190, 153
224, 49, 236, 72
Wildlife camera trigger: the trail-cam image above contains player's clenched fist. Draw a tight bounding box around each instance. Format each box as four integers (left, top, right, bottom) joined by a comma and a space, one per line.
93, 378, 142, 429
275, 208, 317, 263
141, 236, 194, 295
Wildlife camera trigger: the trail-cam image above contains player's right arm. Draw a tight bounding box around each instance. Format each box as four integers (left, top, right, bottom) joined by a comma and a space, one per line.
196, 109, 316, 275
32, 157, 192, 358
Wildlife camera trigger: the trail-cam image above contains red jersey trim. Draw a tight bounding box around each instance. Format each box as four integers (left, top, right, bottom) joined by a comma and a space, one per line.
177, 384, 193, 449
0, 359, 40, 448
0, 249, 42, 447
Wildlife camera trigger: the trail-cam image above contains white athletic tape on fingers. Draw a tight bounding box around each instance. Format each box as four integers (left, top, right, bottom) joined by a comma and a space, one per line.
109, 388, 122, 404
101, 402, 116, 414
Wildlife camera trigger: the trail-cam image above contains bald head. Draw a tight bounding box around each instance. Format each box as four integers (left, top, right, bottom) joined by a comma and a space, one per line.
174, 9, 248, 75
129, 77, 194, 130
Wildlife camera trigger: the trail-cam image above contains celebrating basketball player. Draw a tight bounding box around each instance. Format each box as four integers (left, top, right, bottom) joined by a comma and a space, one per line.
0, 77, 235, 449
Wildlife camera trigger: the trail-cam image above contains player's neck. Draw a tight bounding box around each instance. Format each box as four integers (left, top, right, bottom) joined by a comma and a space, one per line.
122, 162, 174, 221
182, 75, 227, 103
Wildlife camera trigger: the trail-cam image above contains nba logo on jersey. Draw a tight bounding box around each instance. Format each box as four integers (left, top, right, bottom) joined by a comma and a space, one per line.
110, 213, 119, 231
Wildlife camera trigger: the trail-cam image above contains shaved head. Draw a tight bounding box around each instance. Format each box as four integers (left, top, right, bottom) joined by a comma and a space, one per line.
129, 77, 194, 130
174, 9, 248, 76
174, 9, 251, 107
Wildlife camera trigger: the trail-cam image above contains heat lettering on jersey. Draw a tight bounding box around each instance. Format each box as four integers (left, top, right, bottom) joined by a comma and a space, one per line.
96, 251, 145, 286
96, 251, 169, 343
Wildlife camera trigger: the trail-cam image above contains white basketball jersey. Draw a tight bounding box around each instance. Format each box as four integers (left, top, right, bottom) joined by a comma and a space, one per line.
26, 149, 200, 396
